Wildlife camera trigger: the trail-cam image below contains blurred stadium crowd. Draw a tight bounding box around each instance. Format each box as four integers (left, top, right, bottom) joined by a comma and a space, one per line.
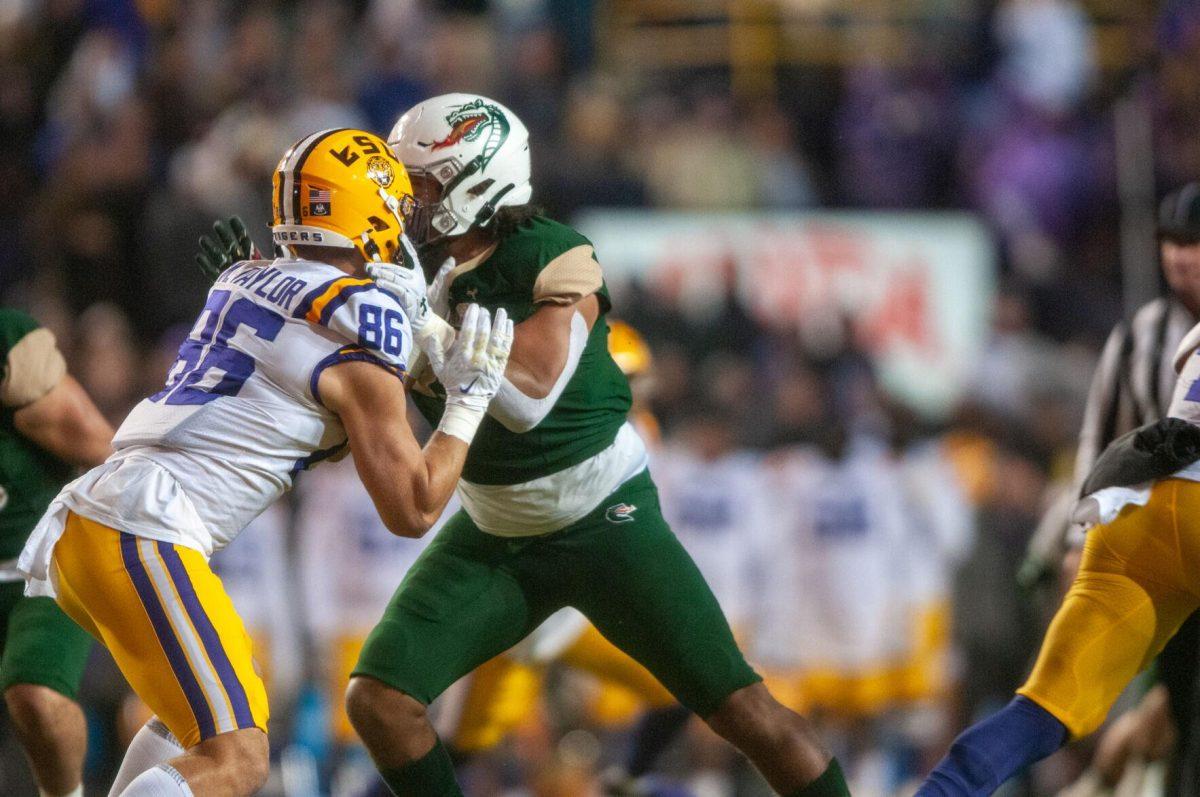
2, 0, 1200, 795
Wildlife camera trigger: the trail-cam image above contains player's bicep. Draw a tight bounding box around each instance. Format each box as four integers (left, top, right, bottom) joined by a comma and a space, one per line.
531, 243, 603, 308
503, 238, 604, 395
506, 296, 598, 398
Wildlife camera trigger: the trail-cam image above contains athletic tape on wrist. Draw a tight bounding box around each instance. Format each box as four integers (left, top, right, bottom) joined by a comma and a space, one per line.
437, 401, 486, 444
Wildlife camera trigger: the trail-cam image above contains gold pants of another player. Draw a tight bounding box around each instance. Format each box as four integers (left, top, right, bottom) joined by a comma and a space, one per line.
763, 601, 951, 718
326, 623, 675, 751
448, 624, 676, 752
1019, 478, 1200, 738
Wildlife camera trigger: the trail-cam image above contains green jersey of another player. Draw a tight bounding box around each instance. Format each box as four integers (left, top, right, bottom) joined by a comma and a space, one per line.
408, 216, 638, 520
0, 309, 113, 797
350, 94, 849, 797
0, 315, 73, 560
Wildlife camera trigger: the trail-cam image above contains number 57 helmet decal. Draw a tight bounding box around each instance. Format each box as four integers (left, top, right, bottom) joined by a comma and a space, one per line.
387, 93, 532, 245
271, 128, 416, 264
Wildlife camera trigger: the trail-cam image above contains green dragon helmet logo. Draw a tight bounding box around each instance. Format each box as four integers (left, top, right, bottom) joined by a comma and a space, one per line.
430, 99, 510, 170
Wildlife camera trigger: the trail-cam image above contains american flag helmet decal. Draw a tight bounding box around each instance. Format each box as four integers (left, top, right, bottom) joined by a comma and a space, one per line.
308, 185, 332, 217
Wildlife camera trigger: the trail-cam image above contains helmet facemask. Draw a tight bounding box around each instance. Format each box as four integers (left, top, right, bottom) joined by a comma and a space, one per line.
357, 187, 419, 265
403, 161, 520, 267
401, 174, 454, 249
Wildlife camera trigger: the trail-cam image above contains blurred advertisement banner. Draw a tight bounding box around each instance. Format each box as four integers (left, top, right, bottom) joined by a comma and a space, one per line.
575, 210, 996, 418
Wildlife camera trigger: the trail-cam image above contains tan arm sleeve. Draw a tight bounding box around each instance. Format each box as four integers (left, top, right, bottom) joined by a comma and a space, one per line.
1, 328, 67, 408
532, 245, 603, 306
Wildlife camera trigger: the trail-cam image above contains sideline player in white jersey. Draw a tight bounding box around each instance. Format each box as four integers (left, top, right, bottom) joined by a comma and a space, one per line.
654, 406, 769, 637
16, 128, 513, 797
211, 504, 302, 704
295, 456, 438, 747
755, 432, 915, 718
894, 434, 974, 705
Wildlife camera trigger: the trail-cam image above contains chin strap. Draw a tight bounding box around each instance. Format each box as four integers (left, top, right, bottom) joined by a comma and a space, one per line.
475, 183, 516, 226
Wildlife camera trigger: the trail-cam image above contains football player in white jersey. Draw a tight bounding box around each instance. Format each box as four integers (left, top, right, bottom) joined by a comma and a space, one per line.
894, 434, 974, 707
210, 504, 302, 706
16, 128, 513, 797
655, 406, 769, 636
755, 431, 915, 718
294, 456, 437, 748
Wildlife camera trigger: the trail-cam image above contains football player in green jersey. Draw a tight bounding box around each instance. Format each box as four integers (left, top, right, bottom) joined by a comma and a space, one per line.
197, 95, 849, 797
0, 309, 114, 797
366, 94, 847, 797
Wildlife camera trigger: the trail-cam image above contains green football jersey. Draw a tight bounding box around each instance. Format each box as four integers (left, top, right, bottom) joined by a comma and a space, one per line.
0, 310, 72, 559
411, 216, 632, 486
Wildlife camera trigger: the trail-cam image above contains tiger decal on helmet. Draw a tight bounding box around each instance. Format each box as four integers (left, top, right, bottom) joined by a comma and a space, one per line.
271, 128, 416, 265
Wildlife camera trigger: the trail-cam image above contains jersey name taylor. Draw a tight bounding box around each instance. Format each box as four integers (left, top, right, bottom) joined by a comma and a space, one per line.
96, 258, 411, 555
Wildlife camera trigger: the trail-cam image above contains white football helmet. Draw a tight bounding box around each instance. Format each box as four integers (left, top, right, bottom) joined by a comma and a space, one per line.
387, 93, 532, 243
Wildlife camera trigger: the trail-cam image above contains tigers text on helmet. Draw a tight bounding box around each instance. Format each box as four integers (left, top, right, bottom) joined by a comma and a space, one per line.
387, 93, 532, 244
271, 128, 416, 264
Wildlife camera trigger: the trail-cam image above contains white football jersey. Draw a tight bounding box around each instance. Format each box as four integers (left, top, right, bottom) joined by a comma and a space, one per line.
296, 457, 437, 640
1171, 323, 1200, 428
1149, 322, 1200, 487
23, 258, 411, 585
653, 446, 768, 633
896, 440, 974, 608
211, 502, 303, 700
752, 437, 914, 672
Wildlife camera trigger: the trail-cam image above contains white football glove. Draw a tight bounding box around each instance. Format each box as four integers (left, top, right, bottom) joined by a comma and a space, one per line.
428, 257, 455, 318
366, 238, 456, 358
434, 304, 514, 443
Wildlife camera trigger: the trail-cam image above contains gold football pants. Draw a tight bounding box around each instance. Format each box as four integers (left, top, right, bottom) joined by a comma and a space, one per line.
53, 512, 269, 748
1019, 479, 1200, 737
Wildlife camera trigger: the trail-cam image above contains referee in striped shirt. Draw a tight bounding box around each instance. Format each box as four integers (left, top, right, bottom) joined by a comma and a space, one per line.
1027, 183, 1200, 793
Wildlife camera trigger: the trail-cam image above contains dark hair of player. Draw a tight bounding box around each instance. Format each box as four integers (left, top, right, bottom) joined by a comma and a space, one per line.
489, 204, 545, 238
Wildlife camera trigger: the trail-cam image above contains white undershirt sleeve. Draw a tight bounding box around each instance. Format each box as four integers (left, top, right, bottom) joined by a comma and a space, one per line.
487, 311, 589, 433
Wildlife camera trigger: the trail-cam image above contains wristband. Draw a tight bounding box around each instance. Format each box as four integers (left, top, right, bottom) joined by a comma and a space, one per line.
437, 401, 487, 444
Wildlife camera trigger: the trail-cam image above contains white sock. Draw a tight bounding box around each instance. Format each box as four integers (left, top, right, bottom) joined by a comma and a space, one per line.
109, 718, 186, 796
119, 765, 193, 797
40, 786, 83, 797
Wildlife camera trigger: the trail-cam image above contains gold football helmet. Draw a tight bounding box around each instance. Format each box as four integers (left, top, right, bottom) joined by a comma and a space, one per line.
608, 320, 652, 377
271, 128, 415, 264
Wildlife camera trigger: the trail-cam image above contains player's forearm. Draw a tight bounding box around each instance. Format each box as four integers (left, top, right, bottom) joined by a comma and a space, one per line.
381, 402, 484, 536
355, 304, 510, 534
361, 433, 467, 538
406, 431, 470, 533
503, 334, 570, 398
487, 378, 558, 432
